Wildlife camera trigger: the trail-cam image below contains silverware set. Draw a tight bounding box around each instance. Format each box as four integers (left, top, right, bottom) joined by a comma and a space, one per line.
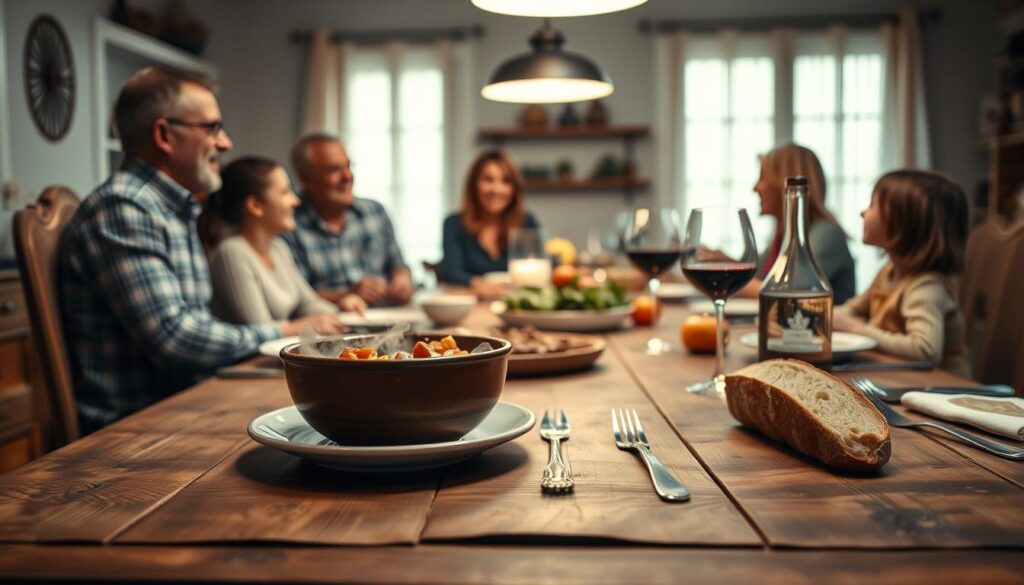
539, 408, 690, 502
851, 376, 1024, 460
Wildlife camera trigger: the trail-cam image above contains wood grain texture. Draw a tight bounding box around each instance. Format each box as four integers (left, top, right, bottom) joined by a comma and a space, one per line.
0, 377, 289, 543
422, 342, 760, 546
0, 544, 1021, 585
117, 443, 440, 545
609, 310, 1024, 549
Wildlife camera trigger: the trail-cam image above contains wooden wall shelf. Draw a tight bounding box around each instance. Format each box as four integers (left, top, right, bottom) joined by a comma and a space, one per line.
478, 125, 650, 141
524, 178, 650, 191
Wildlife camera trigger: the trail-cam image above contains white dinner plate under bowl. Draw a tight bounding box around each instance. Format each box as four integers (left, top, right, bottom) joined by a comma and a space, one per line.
688, 298, 760, 317
492, 303, 632, 332
247, 401, 535, 472
739, 331, 878, 356
259, 336, 300, 358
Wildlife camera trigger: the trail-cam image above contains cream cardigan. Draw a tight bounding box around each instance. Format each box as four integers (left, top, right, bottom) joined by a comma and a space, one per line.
837, 263, 970, 377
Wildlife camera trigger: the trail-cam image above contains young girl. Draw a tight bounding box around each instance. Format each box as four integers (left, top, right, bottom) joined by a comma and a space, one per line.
833, 170, 970, 376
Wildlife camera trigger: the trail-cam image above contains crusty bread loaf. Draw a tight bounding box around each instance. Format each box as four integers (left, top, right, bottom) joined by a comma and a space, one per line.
724, 359, 891, 471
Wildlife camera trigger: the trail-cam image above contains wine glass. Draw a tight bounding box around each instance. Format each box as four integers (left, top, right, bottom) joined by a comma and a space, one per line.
680, 208, 758, 393
622, 207, 683, 354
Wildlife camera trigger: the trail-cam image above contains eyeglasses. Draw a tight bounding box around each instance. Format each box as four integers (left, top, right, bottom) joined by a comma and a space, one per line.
165, 118, 225, 136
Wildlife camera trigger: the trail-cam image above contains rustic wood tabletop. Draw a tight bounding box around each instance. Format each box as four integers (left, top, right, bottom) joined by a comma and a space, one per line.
0, 304, 1021, 584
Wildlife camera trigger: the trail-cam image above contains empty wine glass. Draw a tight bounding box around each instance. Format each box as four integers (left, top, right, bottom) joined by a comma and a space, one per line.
622, 207, 683, 354
680, 208, 758, 394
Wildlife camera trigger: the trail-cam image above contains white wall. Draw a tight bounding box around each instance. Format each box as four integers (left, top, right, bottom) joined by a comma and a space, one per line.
0, 0, 1001, 250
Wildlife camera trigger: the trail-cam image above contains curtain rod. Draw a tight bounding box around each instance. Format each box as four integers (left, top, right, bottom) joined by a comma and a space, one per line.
290, 25, 485, 46
638, 8, 942, 34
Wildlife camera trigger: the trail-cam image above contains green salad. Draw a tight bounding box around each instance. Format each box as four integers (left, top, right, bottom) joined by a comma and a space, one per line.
504, 280, 628, 311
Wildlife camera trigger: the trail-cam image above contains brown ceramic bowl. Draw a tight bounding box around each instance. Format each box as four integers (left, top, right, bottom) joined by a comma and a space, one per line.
279, 333, 512, 446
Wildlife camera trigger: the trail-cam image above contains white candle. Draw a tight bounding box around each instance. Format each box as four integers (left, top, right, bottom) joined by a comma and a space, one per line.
509, 258, 552, 288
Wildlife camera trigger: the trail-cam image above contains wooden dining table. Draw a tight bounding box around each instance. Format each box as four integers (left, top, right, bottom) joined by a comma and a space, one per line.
0, 302, 1021, 584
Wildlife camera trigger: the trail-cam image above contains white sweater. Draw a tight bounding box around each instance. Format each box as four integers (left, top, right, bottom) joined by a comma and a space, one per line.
210, 235, 336, 325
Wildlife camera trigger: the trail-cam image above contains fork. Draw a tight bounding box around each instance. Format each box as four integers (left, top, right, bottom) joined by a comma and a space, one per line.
612, 409, 691, 502
850, 376, 1024, 460
539, 410, 574, 493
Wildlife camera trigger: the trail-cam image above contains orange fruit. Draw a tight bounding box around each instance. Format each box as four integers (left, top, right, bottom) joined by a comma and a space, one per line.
551, 264, 578, 288
631, 295, 661, 326
680, 314, 728, 353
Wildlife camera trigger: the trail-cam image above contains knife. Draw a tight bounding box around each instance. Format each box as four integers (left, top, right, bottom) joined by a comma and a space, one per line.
832, 360, 934, 372
877, 384, 1016, 403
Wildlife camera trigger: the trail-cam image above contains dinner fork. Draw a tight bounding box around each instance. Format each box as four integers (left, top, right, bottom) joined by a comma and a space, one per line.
611, 409, 691, 502
850, 376, 1024, 460
539, 410, 574, 493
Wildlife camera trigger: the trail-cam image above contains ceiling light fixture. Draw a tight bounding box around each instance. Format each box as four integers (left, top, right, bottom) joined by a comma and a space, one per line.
472, 0, 648, 18
481, 19, 613, 104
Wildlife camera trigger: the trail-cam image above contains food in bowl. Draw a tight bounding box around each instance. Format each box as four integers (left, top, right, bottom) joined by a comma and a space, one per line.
338, 335, 476, 360
279, 332, 512, 446
420, 294, 477, 325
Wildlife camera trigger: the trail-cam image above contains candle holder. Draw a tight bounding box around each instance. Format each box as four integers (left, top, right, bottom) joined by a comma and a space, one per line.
508, 228, 551, 288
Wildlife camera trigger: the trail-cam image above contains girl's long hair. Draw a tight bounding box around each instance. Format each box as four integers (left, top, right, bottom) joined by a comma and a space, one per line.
761, 143, 838, 226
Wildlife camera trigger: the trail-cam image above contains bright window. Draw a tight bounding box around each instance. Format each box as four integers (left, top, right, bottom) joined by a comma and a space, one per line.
679, 30, 887, 290
344, 46, 445, 280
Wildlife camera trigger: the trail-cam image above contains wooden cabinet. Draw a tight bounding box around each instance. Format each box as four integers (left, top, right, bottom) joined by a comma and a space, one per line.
0, 270, 34, 474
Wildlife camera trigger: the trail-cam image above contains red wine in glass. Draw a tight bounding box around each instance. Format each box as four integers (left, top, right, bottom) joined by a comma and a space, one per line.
627, 248, 681, 277
682, 262, 758, 301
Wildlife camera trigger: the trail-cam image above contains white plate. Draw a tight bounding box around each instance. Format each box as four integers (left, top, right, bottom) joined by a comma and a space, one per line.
656, 283, 701, 301
688, 298, 760, 317
247, 401, 535, 472
339, 306, 428, 326
493, 303, 631, 332
739, 331, 878, 355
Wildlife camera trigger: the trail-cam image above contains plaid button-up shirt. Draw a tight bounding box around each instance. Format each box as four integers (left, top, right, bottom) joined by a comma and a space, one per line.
281, 195, 408, 291
60, 156, 281, 432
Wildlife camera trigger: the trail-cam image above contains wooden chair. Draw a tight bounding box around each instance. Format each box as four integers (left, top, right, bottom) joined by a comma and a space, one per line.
961, 216, 1024, 393
13, 186, 81, 451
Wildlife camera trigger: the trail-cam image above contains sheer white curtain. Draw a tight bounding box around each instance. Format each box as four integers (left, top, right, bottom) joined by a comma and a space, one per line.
653, 17, 930, 293
301, 30, 474, 279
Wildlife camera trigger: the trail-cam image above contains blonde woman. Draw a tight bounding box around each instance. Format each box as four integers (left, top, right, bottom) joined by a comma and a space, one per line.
743, 143, 856, 303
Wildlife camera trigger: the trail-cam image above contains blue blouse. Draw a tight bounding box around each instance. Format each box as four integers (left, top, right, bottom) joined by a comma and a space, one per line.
440, 211, 541, 286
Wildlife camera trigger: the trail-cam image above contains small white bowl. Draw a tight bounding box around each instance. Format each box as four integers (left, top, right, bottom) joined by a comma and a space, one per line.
420, 294, 478, 325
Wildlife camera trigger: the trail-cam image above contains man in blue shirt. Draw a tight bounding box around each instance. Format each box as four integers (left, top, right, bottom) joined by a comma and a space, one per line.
284, 133, 413, 307
60, 68, 340, 432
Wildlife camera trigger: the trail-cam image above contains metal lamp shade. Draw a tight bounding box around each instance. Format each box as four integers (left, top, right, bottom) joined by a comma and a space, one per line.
482, 25, 614, 104
472, 0, 648, 18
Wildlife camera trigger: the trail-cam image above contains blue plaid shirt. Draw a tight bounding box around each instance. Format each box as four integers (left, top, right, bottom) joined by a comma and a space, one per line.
281, 195, 408, 291
60, 156, 282, 432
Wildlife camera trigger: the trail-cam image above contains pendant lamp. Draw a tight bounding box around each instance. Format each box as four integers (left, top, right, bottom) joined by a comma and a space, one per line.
481, 19, 613, 104
472, 0, 648, 18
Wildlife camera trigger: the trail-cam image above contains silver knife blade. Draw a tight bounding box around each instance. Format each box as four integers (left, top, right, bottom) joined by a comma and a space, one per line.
877, 384, 1016, 403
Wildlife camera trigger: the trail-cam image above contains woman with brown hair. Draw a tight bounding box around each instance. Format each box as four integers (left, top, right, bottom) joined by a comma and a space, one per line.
833, 170, 970, 376
440, 150, 540, 296
745, 143, 856, 303
207, 156, 364, 334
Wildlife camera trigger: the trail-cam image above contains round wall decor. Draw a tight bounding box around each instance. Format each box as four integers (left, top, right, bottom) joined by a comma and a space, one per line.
24, 15, 75, 141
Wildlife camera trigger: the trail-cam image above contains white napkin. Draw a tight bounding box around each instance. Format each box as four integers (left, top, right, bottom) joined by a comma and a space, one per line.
900, 392, 1024, 441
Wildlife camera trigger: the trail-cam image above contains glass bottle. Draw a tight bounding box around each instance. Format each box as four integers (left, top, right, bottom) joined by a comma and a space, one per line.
758, 176, 834, 368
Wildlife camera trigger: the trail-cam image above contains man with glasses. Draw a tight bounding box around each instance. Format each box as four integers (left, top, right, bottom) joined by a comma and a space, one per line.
59, 67, 341, 433
283, 133, 414, 307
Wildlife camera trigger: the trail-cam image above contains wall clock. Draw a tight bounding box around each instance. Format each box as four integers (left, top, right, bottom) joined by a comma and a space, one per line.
24, 15, 75, 142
